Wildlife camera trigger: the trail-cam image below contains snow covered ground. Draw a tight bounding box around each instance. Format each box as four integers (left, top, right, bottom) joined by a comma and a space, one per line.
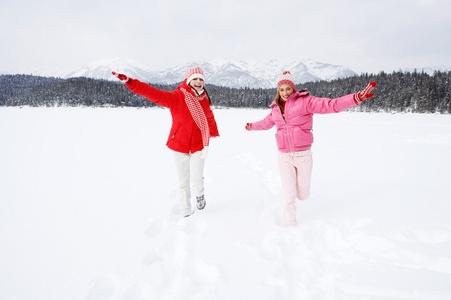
1, 107, 450, 300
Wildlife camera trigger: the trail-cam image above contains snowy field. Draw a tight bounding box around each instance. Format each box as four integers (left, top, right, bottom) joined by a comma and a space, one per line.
1, 106, 450, 300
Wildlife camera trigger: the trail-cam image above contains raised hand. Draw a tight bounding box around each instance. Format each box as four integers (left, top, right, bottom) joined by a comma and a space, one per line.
112, 71, 130, 83
355, 81, 377, 104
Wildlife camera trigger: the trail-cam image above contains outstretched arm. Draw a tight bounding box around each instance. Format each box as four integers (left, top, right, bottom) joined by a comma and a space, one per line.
245, 111, 275, 131
306, 81, 378, 114
112, 71, 175, 108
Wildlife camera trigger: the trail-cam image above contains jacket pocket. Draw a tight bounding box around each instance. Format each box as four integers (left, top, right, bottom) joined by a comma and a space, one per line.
170, 122, 182, 140
292, 127, 313, 147
275, 129, 286, 149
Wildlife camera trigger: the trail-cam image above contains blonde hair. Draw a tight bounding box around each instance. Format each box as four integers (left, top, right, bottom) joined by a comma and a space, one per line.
275, 90, 285, 114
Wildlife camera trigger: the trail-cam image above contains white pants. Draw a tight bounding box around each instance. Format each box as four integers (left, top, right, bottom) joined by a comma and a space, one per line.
278, 149, 313, 226
173, 150, 205, 215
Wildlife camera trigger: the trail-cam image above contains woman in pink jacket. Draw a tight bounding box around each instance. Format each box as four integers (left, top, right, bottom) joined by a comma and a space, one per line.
112, 67, 219, 218
246, 71, 376, 227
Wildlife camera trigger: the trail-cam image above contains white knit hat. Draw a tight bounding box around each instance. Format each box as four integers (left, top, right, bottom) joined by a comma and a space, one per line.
277, 71, 296, 91
186, 67, 205, 85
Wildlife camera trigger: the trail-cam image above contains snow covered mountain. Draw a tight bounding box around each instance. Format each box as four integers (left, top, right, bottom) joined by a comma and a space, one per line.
63, 58, 155, 83
146, 59, 358, 88
43, 58, 358, 88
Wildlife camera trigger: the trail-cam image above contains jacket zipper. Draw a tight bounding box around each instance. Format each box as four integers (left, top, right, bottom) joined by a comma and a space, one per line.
283, 118, 293, 153
282, 102, 293, 153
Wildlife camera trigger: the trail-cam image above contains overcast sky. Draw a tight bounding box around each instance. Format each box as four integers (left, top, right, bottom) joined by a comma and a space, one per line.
1, 0, 450, 75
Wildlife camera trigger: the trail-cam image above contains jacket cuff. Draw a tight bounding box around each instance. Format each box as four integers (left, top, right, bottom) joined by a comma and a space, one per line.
354, 93, 363, 104
125, 78, 137, 89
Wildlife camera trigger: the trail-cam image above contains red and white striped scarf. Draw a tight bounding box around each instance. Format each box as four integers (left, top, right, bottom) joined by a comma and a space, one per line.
181, 88, 210, 148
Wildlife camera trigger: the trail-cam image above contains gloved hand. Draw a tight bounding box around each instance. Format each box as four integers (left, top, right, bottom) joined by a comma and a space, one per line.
245, 123, 252, 131
354, 81, 377, 104
112, 71, 130, 83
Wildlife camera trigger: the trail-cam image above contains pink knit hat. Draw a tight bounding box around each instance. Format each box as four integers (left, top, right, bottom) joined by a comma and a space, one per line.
277, 71, 296, 91
186, 67, 205, 85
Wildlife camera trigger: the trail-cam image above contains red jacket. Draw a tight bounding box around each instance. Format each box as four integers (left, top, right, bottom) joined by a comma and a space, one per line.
125, 79, 219, 154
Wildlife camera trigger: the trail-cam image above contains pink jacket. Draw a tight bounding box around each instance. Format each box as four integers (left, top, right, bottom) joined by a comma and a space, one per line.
251, 91, 357, 152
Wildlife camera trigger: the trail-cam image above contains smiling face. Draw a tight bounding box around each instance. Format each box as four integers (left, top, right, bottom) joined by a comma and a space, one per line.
279, 84, 295, 101
189, 78, 205, 91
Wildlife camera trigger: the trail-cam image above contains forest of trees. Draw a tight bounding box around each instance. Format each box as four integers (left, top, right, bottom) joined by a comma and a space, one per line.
0, 70, 450, 113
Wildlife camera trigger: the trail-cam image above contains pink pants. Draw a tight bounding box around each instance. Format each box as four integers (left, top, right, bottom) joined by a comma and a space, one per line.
278, 149, 313, 226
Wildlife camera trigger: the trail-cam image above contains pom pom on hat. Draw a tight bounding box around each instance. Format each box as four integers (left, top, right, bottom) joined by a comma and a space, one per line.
186, 67, 205, 85
277, 71, 296, 91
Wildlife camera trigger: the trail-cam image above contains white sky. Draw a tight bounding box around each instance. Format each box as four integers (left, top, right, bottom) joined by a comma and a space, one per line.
1, 0, 450, 74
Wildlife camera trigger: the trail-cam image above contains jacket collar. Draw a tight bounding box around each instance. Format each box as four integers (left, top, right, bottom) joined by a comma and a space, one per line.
269, 90, 310, 107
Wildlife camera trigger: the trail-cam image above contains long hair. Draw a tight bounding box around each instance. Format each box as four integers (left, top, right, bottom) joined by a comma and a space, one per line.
275, 90, 285, 114
204, 88, 212, 105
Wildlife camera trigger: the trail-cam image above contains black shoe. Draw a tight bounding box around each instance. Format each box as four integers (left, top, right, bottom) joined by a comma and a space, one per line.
196, 195, 206, 210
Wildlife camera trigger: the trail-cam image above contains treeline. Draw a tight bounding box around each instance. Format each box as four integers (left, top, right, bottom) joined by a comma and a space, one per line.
0, 70, 450, 113
0, 75, 158, 108
301, 71, 451, 114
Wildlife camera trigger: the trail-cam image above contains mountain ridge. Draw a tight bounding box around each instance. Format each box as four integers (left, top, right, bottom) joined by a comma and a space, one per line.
51, 58, 359, 88
5, 58, 360, 88
3, 59, 449, 89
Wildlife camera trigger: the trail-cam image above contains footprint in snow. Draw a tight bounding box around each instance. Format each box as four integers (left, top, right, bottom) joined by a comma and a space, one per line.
235, 152, 281, 194
142, 216, 221, 298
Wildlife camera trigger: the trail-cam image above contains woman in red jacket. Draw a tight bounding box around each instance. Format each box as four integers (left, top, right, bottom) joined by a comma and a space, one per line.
112, 67, 219, 217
